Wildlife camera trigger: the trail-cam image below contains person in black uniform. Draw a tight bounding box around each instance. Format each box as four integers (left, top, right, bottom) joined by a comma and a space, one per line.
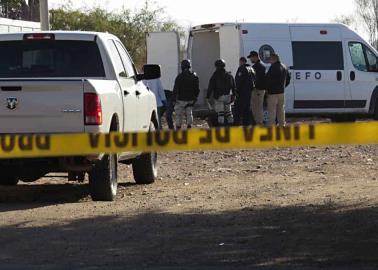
207, 59, 236, 126
234, 57, 255, 126
172, 59, 200, 129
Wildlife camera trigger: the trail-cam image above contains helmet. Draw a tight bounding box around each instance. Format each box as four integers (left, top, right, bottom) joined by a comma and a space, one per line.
215, 59, 226, 68
181, 59, 191, 70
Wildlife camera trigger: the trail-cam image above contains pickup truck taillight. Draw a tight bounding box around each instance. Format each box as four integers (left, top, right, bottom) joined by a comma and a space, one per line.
84, 93, 103, 125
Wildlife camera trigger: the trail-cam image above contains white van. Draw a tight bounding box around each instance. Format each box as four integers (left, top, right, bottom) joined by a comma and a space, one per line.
147, 23, 378, 120
0, 18, 40, 33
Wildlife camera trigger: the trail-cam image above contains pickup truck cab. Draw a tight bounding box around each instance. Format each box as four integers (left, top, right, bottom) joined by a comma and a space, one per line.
0, 31, 160, 201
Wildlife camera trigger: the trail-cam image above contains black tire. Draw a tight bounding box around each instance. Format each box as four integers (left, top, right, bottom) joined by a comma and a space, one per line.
89, 154, 118, 201
331, 115, 356, 123
374, 100, 378, 120
132, 121, 158, 185
0, 176, 19, 186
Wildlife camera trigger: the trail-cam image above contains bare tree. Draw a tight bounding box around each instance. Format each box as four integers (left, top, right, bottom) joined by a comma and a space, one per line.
355, 0, 378, 49
27, 0, 40, 21
333, 15, 356, 27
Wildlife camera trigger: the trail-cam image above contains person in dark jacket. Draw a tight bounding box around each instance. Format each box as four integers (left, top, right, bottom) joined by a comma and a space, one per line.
248, 51, 266, 126
207, 59, 236, 126
265, 53, 291, 127
234, 57, 255, 126
173, 59, 200, 129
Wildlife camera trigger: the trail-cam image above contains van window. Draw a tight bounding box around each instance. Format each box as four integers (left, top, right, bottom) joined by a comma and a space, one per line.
0, 40, 105, 78
366, 47, 378, 71
349, 42, 368, 71
349, 42, 378, 72
292, 42, 344, 70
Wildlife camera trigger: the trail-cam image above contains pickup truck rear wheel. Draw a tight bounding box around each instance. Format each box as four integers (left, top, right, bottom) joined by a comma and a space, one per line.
89, 154, 118, 201
132, 121, 158, 184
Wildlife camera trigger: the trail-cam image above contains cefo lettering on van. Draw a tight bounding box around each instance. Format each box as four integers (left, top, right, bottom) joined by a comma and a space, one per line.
295, 72, 322, 80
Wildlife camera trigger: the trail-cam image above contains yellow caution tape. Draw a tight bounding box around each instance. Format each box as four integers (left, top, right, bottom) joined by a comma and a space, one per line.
0, 122, 377, 159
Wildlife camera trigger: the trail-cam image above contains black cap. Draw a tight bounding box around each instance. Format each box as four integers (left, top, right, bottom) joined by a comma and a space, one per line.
215, 59, 226, 68
181, 59, 191, 70
247, 51, 258, 58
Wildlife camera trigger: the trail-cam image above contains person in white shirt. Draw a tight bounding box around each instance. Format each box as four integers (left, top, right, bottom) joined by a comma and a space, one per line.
143, 76, 167, 126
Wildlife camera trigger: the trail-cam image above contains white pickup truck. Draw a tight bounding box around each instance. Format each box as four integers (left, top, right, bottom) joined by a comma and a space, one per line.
0, 31, 160, 201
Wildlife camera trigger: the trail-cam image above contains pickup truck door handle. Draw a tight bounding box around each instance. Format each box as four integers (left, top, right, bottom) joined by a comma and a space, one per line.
337, 71, 342, 81
136, 90, 141, 96
123, 90, 130, 96
350, 71, 356, 81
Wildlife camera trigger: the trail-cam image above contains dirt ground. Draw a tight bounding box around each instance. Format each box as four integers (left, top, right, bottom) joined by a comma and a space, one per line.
0, 121, 377, 270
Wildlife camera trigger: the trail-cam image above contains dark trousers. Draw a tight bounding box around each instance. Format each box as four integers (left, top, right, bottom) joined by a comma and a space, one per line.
162, 90, 174, 129
234, 93, 253, 126
157, 106, 164, 127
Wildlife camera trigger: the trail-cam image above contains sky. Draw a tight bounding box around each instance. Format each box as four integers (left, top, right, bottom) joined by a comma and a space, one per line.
49, 0, 356, 27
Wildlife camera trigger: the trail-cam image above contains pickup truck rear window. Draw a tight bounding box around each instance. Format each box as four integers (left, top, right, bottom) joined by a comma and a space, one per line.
0, 40, 105, 78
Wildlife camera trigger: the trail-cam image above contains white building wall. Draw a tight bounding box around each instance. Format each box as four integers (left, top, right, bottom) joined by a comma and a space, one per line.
0, 18, 40, 33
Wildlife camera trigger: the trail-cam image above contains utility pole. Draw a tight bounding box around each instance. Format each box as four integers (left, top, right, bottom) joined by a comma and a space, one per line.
39, 0, 49, 30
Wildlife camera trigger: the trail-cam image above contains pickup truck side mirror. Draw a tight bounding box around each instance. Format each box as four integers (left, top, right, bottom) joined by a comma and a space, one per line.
137, 64, 161, 81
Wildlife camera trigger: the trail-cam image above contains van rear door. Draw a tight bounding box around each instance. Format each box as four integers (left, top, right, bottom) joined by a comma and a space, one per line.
219, 25, 241, 77
290, 26, 347, 112
146, 32, 180, 91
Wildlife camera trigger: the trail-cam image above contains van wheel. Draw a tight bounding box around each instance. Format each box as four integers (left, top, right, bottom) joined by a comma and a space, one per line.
89, 154, 118, 201
0, 176, 19, 186
331, 115, 356, 123
374, 101, 378, 120
132, 121, 158, 185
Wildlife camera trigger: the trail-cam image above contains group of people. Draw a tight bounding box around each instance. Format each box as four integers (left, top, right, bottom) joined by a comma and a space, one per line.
144, 51, 291, 129
234, 51, 291, 127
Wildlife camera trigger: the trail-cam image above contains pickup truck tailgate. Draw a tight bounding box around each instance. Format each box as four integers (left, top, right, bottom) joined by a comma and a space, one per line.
0, 80, 84, 133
